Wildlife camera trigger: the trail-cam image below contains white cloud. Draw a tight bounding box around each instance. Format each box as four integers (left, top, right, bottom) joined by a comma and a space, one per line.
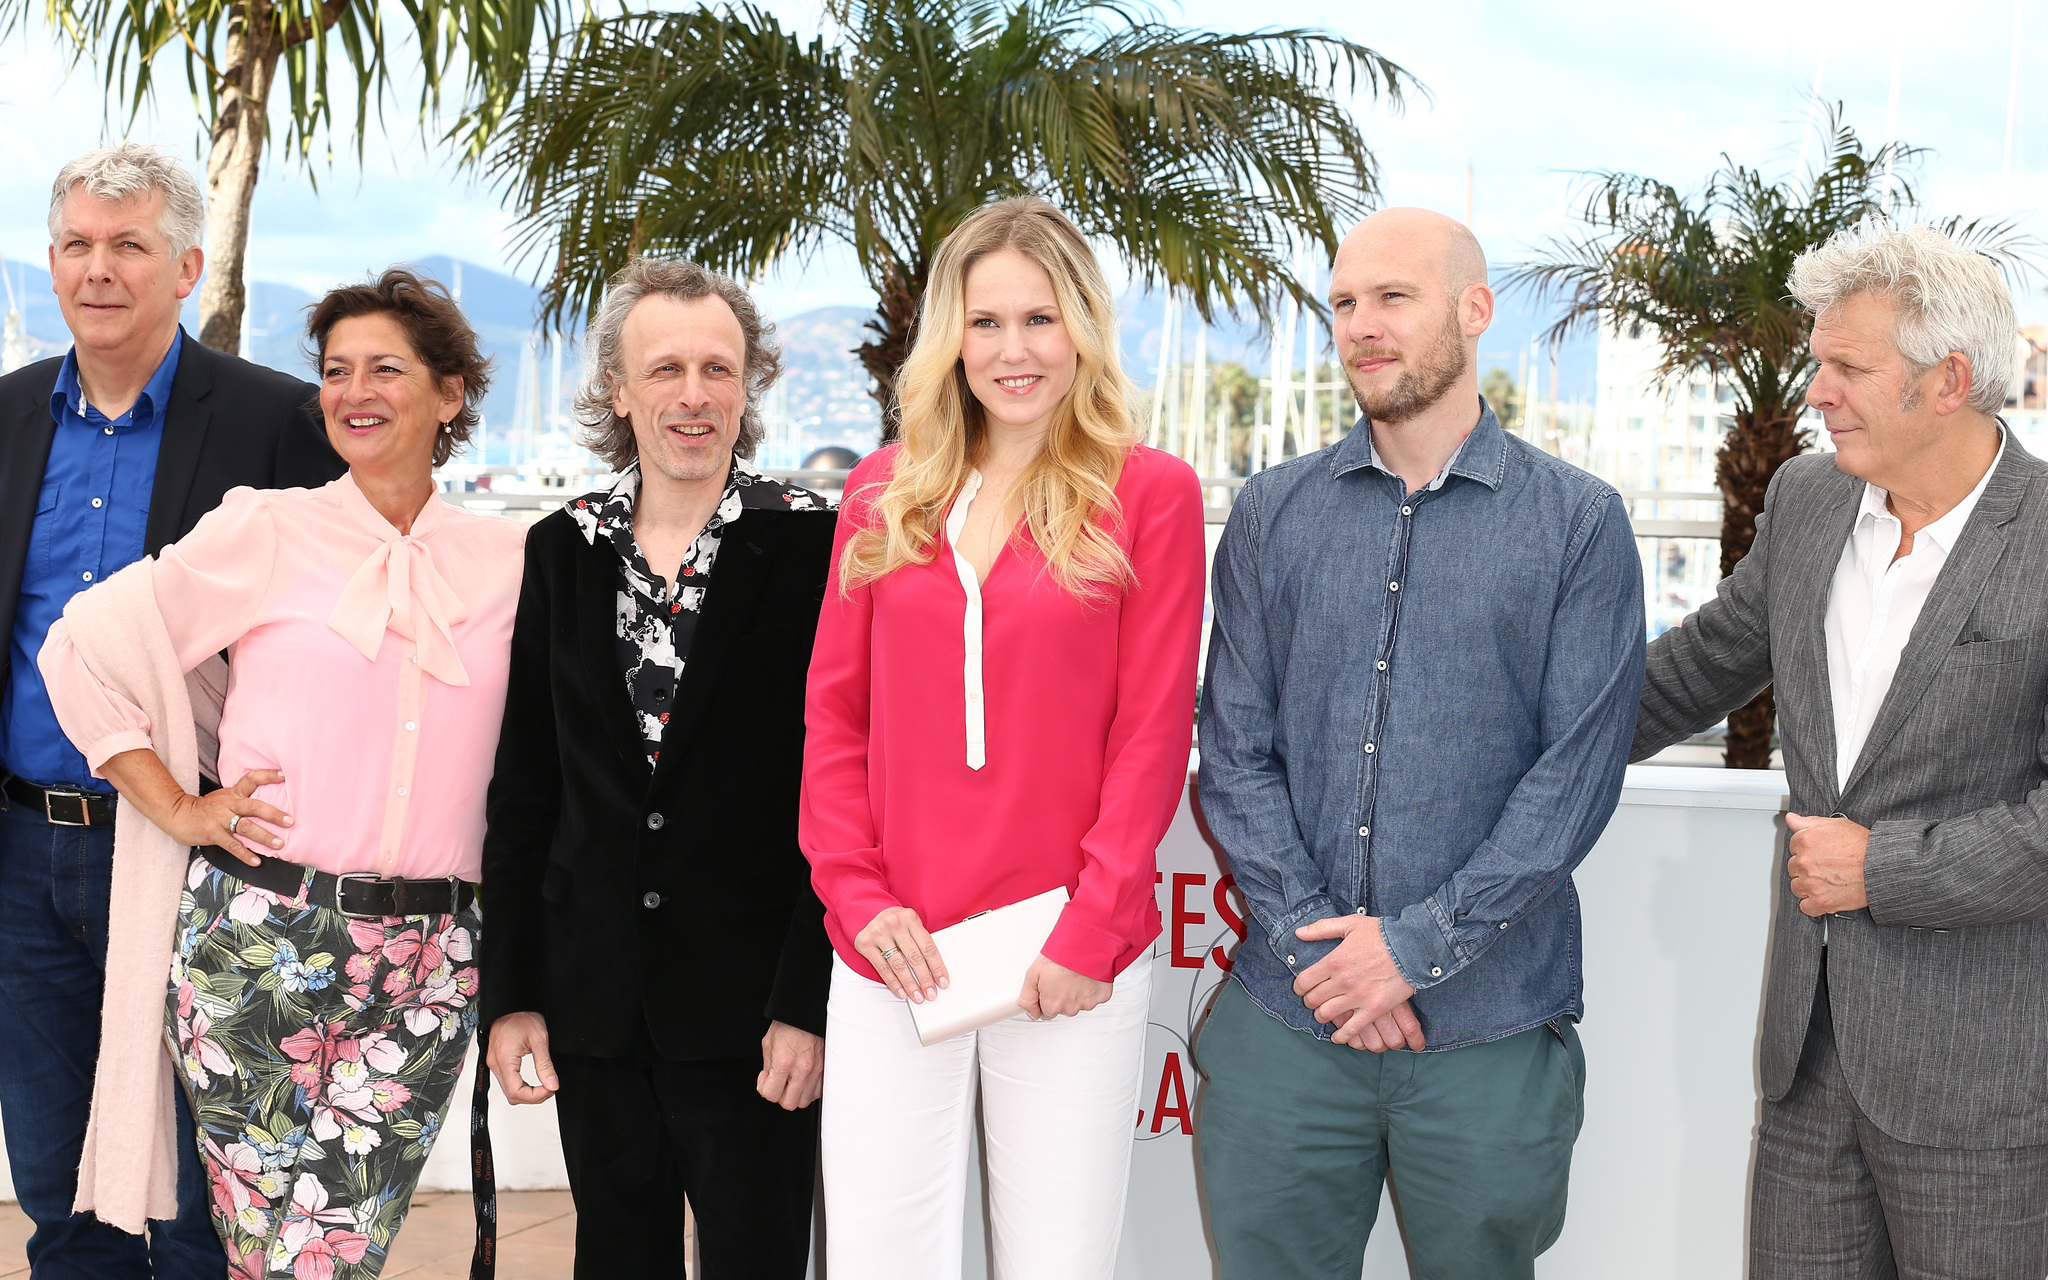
3, 0, 2043, 324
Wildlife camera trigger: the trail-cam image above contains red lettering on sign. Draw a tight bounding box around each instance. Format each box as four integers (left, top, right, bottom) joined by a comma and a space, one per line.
1212, 873, 1245, 972
1151, 1052, 1193, 1135
1170, 873, 1207, 969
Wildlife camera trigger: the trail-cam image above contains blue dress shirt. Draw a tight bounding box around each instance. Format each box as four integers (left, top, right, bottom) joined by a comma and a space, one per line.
0, 335, 179, 789
1198, 401, 1645, 1051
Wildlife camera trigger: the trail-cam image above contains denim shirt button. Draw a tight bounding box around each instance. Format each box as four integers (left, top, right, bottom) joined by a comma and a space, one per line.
1401, 506, 1412, 516
1285, 954, 1297, 965
1357, 825, 1369, 836
1376, 661, 1387, 671
1430, 966, 1442, 977
1388, 581, 1400, 592
1363, 743, 1376, 754
1499, 921, 1510, 930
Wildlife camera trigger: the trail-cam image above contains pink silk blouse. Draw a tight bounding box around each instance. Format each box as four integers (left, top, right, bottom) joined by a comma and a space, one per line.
800, 443, 1206, 984
40, 475, 527, 882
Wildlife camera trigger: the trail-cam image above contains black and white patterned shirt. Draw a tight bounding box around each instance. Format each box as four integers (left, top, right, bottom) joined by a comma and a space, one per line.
568, 459, 827, 766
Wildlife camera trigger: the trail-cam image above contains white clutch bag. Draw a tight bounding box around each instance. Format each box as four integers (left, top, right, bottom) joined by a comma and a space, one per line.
907, 886, 1069, 1046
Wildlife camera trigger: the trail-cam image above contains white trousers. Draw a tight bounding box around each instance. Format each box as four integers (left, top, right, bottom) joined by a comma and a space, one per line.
819, 953, 1153, 1280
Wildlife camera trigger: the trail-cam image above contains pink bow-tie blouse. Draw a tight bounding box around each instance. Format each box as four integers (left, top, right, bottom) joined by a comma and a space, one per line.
41, 476, 527, 882
800, 443, 1207, 985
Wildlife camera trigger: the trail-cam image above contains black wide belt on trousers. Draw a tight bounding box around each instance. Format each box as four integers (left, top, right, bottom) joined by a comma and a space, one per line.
194, 844, 477, 918
3, 772, 116, 825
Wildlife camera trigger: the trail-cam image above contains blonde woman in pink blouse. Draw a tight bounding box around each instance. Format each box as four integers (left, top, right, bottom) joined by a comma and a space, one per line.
40, 268, 523, 1280
801, 198, 1206, 1277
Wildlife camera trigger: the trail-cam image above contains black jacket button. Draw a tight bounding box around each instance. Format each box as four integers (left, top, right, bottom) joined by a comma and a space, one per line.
642, 892, 661, 909
646, 812, 665, 830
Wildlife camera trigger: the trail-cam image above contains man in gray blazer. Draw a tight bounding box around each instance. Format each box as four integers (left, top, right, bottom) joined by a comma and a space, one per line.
1635, 223, 2048, 1276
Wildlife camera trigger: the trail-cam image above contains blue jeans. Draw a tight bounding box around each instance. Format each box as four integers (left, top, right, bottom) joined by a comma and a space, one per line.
0, 795, 224, 1279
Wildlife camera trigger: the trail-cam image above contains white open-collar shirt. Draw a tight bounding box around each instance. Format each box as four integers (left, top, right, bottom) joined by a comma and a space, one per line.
1825, 428, 2005, 790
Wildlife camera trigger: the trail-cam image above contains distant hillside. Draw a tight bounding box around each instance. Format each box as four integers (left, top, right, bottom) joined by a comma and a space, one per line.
3, 255, 1598, 465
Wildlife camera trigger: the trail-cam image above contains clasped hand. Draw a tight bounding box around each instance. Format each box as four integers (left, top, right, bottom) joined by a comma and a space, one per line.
857, 907, 1111, 1019
1785, 812, 1870, 916
1292, 914, 1424, 1053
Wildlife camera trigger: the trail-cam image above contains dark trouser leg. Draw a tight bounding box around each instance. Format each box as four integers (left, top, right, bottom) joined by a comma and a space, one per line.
1864, 1121, 2048, 1280
1750, 976, 1897, 1280
661, 1053, 818, 1280
0, 798, 222, 1279
554, 1039, 690, 1280
1193, 978, 1386, 1280
1383, 1020, 1586, 1280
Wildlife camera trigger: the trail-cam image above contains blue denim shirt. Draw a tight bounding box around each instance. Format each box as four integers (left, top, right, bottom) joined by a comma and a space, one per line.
1197, 401, 1644, 1050
0, 337, 176, 789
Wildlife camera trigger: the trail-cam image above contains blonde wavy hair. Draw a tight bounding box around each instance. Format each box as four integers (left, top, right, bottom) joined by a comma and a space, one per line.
841, 197, 1138, 598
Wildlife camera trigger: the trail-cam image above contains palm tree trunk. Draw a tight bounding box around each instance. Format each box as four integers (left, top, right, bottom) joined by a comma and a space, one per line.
1714, 404, 1810, 769
196, 3, 283, 352
855, 262, 923, 443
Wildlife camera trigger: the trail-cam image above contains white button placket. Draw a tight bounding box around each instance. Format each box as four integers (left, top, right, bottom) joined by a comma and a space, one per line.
945, 471, 989, 770
378, 637, 428, 875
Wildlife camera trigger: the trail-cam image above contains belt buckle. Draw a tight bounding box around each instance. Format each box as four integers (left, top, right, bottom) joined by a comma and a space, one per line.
43, 790, 92, 827
334, 872, 386, 920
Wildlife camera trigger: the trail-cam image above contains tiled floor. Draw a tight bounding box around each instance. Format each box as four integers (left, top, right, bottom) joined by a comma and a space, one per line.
0, 1192, 671, 1279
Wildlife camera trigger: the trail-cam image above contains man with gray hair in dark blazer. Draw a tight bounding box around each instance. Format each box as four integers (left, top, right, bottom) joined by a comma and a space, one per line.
1635, 222, 2048, 1276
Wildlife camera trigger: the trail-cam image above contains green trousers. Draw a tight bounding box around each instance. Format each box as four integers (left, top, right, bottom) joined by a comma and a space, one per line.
1195, 978, 1586, 1280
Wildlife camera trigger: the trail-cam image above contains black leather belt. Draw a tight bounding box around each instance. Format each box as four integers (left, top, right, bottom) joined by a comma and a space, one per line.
194, 845, 476, 919
3, 772, 116, 826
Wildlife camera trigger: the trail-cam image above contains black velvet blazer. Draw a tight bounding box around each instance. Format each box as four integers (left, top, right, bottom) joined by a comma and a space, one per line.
479, 496, 838, 1060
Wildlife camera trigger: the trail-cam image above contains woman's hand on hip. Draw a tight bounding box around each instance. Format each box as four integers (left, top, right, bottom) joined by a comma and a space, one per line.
486, 1012, 559, 1105
855, 906, 948, 1002
99, 748, 292, 869
171, 769, 293, 866
1018, 954, 1112, 1020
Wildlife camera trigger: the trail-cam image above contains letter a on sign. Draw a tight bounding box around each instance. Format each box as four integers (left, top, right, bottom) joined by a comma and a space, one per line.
1151, 1051, 1192, 1135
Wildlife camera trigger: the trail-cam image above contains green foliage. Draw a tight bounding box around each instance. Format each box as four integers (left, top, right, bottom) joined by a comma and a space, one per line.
486, 0, 1416, 337
1479, 366, 1520, 429
1502, 105, 2030, 428
1, 0, 577, 166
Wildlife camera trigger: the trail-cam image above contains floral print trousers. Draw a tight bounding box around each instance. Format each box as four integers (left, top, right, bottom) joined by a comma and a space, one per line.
167, 856, 481, 1280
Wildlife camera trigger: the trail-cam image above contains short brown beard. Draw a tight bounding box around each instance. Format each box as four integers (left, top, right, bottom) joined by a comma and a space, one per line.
1347, 302, 1469, 426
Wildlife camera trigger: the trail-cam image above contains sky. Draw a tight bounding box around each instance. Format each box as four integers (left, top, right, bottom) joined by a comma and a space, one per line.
3, 0, 2045, 329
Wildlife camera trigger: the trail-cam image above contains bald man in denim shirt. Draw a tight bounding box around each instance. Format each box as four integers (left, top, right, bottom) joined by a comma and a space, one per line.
1193, 209, 1644, 1278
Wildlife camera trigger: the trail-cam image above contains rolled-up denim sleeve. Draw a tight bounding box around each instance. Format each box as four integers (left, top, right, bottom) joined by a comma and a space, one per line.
1197, 485, 1345, 975
1379, 492, 1645, 990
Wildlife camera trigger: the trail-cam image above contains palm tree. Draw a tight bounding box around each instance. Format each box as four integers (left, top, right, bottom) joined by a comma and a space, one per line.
5, 0, 576, 349
484, 0, 1414, 434
1505, 108, 2026, 769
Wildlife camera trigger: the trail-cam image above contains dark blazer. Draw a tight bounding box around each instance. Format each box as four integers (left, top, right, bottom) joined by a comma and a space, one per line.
480, 496, 837, 1060
1635, 437, 2048, 1149
0, 328, 344, 661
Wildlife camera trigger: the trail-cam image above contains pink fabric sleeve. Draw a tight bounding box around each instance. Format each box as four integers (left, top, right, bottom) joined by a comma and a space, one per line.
39, 488, 280, 775
1040, 453, 1207, 981
799, 452, 903, 948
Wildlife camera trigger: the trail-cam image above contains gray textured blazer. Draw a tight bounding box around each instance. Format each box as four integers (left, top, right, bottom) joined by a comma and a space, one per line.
1635, 433, 2048, 1150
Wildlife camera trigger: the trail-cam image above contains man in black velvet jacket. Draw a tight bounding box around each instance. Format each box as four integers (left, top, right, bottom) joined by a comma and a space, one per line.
481, 258, 836, 1279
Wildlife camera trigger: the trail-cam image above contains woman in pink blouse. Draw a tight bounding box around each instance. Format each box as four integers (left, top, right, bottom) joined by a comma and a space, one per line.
41, 268, 523, 1280
801, 197, 1205, 1277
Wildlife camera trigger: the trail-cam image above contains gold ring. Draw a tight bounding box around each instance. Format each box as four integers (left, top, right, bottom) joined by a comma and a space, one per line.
879, 946, 900, 960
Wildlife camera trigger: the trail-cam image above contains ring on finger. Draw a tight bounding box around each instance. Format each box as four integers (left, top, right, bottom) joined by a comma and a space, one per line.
878, 945, 901, 960
227, 814, 242, 836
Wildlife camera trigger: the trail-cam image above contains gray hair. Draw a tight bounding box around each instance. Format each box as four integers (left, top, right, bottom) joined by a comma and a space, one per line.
47, 143, 206, 257
1788, 222, 2018, 413
574, 257, 782, 470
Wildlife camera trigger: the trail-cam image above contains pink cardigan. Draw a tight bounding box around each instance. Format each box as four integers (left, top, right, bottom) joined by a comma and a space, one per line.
799, 444, 1206, 984
47, 563, 226, 1231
